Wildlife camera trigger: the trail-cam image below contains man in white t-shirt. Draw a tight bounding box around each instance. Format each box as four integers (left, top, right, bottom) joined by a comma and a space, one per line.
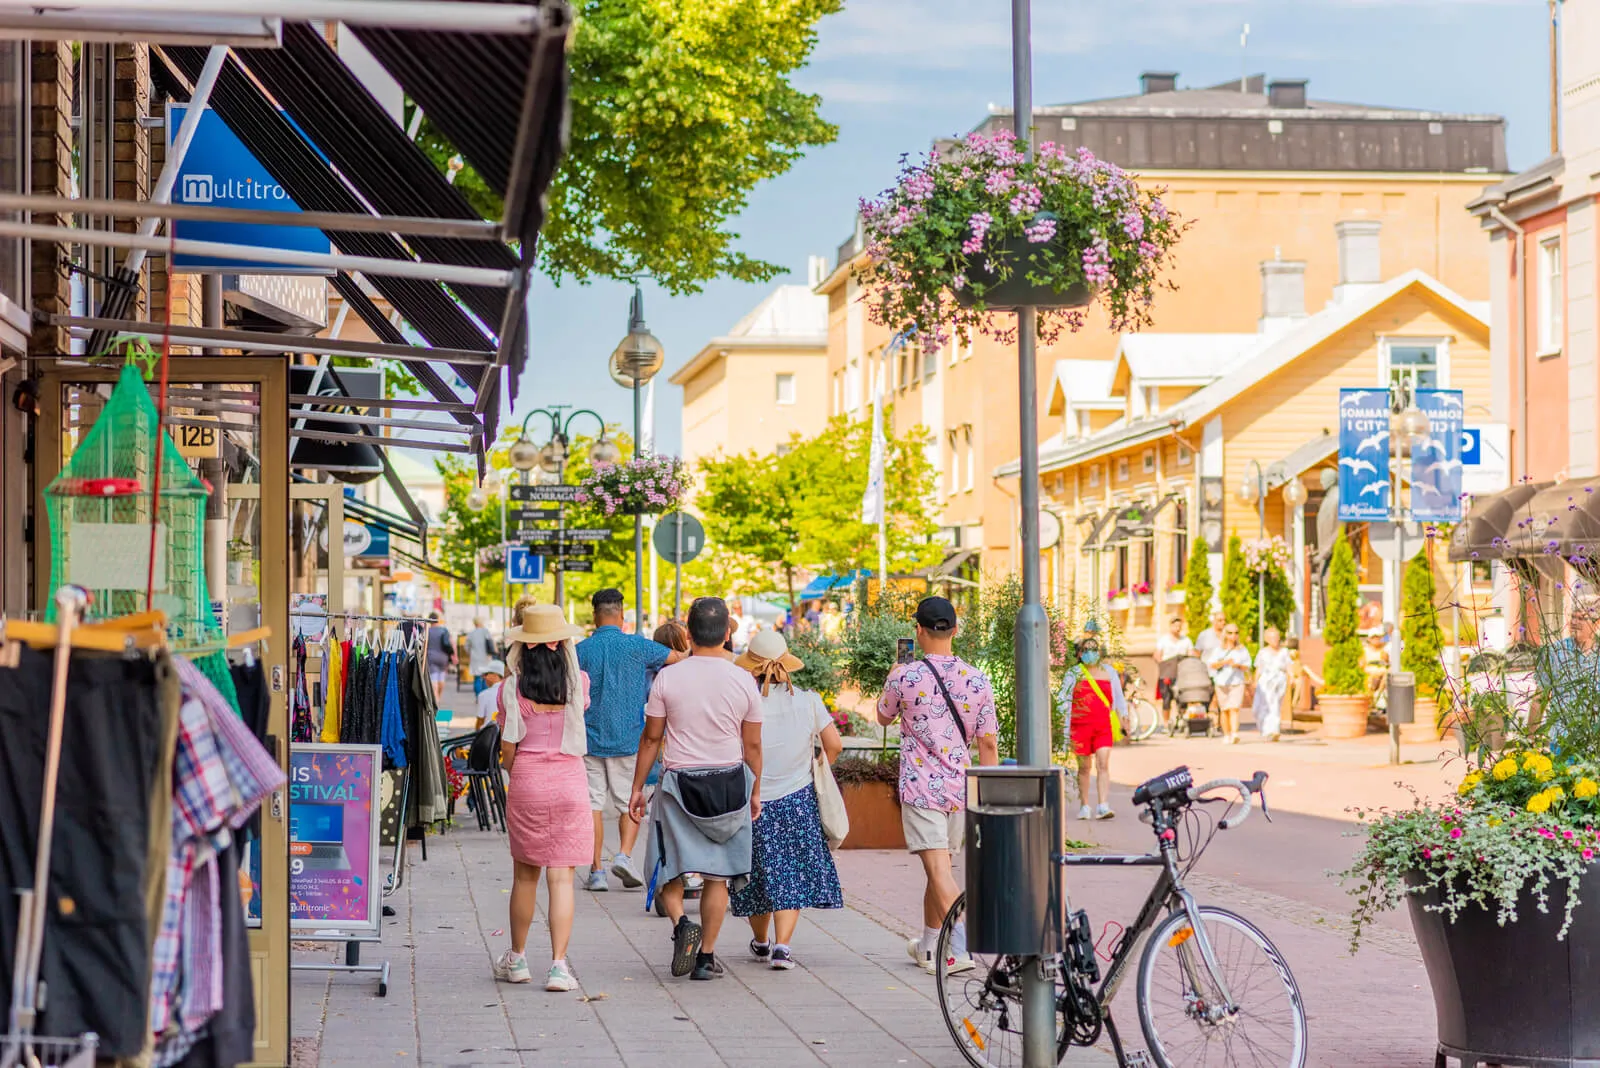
1154, 616, 1193, 725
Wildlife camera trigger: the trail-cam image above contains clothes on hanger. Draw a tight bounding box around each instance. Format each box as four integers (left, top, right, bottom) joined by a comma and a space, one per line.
379, 647, 408, 769
290, 637, 314, 743
319, 628, 344, 743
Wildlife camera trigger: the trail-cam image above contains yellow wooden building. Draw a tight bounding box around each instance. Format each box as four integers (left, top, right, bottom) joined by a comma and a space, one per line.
999, 224, 1493, 656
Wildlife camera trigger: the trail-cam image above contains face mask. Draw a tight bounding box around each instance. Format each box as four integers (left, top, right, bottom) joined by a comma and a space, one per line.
1080, 649, 1101, 666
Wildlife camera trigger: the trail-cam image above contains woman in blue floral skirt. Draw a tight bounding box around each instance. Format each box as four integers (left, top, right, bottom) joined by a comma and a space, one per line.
730, 630, 845, 969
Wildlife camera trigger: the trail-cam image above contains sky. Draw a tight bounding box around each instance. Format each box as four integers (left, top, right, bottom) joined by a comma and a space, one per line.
508, 0, 1552, 458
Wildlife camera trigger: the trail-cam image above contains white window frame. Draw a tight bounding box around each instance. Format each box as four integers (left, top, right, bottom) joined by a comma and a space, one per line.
964, 431, 975, 492
775, 372, 797, 406
1538, 235, 1563, 356
1379, 335, 1451, 392
1142, 448, 1156, 474
1177, 443, 1192, 467
1117, 456, 1130, 481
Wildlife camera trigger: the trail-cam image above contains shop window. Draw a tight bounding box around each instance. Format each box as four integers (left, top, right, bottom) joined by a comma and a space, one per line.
776, 373, 796, 405
0, 41, 23, 308
964, 437, 975, 491
1539, 236, 1563, 354
1117, 457, 1130, 481
1172, 502, 1188, 583
1472, 559, 1492, 585
1142, 448, 1156, 474
1385, 340, 1443, 391
1114, 545, 1130, 591
1177, 444, 1192, 466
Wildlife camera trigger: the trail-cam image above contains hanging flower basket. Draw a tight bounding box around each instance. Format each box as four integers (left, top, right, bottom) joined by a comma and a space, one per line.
855, 131, 1186, 346
575, 455, 688, 517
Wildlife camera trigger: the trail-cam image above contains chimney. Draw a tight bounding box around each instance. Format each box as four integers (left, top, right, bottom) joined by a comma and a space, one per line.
1333, 219, 1383, 304
1140, 71, 1178, 95
1267, 78, 1307, 109
808, 255, 827, 288
1258, 258, 1307, 334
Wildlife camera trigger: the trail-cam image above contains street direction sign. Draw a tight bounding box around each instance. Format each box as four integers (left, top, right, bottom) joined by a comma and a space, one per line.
561, 529, 615, 542
516, 529, 561, 544
505, 546, 544, 584
509, 503, 560, 521
653, 512, 705, 565
551, 559, 594, 573
510, 483, 580, 503
553, 544, 596, 558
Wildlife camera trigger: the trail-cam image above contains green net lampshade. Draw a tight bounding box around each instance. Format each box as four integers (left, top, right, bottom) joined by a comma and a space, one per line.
44, 363, 219, 648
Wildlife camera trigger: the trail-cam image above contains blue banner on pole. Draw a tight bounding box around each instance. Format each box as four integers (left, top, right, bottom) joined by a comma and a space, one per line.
168, 104, 332, 272
1411, 389, 1465, 523
1337, 388, 1392, 522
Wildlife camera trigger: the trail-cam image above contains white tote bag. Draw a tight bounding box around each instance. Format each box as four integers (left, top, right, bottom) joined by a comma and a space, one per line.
812, 728, 850, 849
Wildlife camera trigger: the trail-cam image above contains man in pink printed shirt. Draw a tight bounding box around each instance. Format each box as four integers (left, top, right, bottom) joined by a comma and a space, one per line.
877, 596, 998, 974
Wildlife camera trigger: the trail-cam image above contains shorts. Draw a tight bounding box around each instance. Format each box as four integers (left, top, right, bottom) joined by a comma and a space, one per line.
1070, 714, 1114, 757
1216, 684, 1246, 711
902, 804, 966, 854
472, 674, 488, 695
429, 668, 448, 684
585, 754, 635, 815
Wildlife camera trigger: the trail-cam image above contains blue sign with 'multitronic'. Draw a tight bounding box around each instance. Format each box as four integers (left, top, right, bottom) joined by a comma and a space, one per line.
1411, 389, 1465, 523
168, 104, 332, 272
1337, 388, 1392, 522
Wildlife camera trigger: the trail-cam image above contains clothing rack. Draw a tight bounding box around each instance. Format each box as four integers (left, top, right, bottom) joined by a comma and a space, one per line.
2, 587, 103, 1068
290, 611, 425, 624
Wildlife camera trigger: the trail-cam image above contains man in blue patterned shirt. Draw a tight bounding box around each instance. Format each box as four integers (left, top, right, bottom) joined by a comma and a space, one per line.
577, 589, 686, 890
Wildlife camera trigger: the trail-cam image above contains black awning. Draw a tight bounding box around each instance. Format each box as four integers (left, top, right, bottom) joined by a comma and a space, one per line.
1082, 510, 1119, 552
1100, 500, 1157, 547
351, 3, 570, 244
1449, 482, 1551, 562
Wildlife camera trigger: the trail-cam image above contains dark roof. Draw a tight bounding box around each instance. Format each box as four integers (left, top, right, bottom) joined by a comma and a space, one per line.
1467, 153, 1564, 214
979, 73, 1507, 173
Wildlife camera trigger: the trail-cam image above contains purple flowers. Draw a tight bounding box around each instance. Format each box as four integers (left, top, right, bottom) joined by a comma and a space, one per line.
1023, 215, 1057, 244
962, 212, 993, 255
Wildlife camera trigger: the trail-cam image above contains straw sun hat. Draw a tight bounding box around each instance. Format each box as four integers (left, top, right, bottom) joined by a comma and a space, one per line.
505, 603, 585, 646
734, 628, 804, 674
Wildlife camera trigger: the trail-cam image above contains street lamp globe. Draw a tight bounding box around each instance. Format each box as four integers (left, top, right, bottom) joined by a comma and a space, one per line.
1401, 407, 1432, 447
609, 327, 665, 388
509, 436, 540, 472
1239, 476, 1261, 503
1282, 477, 1308, 508
538, 439, 567, 473
465, 485, 489, 512
588, 435, 622, 467
483, 467, 503, 494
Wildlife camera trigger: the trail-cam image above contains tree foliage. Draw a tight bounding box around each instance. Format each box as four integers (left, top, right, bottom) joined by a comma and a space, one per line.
1220, 534, 1251, 638
1402, 551, 1445, 699
418, 0, 841, 294
1184, 538, 1213, 641
696, 413, 941, 603
1323, 531, 1366, 696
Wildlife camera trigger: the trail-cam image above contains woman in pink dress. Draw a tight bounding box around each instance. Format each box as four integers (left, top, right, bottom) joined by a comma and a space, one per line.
492, 604, 592, 993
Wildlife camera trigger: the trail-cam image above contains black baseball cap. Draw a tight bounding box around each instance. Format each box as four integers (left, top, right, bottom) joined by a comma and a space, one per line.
914, 596, 958, 632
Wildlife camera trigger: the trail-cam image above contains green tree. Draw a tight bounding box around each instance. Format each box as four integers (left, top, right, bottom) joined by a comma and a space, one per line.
697, 413, 940, 604
1402, 551, 1445, 699
1221, 534, 1253, 640
418, 0, 841, 294
1323, 531, 1366, 695
1183, 539, 1213, 640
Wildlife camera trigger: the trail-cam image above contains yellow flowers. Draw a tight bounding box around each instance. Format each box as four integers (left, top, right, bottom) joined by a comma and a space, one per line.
1492, 758, 1519, 781
1458, 772, 1484, 796
1528, 792, 1554, 814
1522, 752, 1556, 781
1576, 779, 1599, 800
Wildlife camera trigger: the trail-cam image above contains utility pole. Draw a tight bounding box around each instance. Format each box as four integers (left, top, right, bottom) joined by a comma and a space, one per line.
1550, 0, 1561, 154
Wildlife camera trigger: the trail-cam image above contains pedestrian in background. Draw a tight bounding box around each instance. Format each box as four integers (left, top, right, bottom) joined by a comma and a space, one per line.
877, 596, 998, 975
474, 659, 506, 729
1206, 623, 1252, 744
731, 630, 844, 970
466, 617, 495, 694
1194, 610, 1227, 662
632, 596, 765, 981
1060, 627, 1123, 819
1252, 626, 1293, 741
577, 589, 686, 892
1154, 615, 1192, 732
493, 605, 592, 993
1285, 637, 1321, 723
426, 613, 456, 702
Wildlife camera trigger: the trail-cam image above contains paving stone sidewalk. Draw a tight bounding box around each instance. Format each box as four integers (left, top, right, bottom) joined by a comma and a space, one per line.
292, 823, 1117, 1067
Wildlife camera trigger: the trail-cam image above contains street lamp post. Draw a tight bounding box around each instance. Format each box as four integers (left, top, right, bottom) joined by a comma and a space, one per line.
609, 285, 665, 632
1386, 383, 1432, 764
1240, 459, 1267, 648
508, 407, 617, 607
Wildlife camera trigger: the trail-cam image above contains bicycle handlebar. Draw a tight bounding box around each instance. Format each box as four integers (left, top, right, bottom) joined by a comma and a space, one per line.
1188, 770, 1270, 829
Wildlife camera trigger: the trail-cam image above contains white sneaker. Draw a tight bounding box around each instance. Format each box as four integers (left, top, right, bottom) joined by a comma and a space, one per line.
493, 951, 531, 984
907, 937, 932, 967
925, 954, 976, 975
545, 961, 577, 992
1076, 805, 1093, 821
1095, 804, 1115, 820
584, 870, 609, 892
610, 854, 645, 889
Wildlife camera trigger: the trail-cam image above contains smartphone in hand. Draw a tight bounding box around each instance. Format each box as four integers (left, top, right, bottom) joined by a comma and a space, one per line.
896, 637, 915, 664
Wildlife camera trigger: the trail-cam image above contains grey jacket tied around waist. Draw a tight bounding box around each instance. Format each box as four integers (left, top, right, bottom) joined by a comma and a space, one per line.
643, 763, 755, 894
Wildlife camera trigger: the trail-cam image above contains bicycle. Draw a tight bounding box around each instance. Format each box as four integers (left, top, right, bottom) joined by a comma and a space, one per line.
935, 766, 1307, 1068
1118, 665, 1161, 742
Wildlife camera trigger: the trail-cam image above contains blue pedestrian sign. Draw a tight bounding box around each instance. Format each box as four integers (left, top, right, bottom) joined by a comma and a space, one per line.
1461, 427, 1482, 467
505, 546, 544, 585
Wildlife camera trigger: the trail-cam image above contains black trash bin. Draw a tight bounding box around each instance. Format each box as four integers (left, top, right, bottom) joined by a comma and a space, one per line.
964, 767, 1067, 958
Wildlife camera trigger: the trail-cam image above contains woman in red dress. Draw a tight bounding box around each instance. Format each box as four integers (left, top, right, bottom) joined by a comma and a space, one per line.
1059, 629, 1126, 821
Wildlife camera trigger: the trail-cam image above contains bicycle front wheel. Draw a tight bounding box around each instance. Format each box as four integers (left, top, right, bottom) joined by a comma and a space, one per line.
934, 893, 1070, 1068
1136, 906, 1307, 1068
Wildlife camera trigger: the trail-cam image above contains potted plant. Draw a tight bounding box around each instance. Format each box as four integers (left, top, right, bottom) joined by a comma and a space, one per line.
1319, 531, 1370, 738
1130, 580, 1154, 607
1164, 581, 1186, 604
832, 753, 905, 849
1105, 587, 1131, 611
855, 130, 1185, 346
1400, 551, 1447, 742
574, 455, 687, 516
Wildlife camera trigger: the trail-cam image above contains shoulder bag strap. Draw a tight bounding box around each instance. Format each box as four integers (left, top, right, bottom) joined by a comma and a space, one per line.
922, 660, 970, 746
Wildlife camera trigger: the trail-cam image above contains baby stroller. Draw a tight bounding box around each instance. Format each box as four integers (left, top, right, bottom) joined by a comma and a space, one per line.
1171, 655, 1217, 737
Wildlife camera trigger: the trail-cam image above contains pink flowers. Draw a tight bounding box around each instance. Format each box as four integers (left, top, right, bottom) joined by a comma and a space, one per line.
575, 455, 686, 516
1449, 828, 1463, 840
962, 212, 993, 255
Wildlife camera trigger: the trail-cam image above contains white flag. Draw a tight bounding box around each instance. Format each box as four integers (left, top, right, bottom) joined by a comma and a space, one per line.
861, 381, 886, 525
641, 378, 656, 455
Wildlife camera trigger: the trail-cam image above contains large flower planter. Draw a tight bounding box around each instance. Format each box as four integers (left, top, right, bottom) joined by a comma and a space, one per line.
1164, 588, 1186, 605
951, 223, 1094, 311
1407, 866, 1600, 1066
1398, 697, 1442, 744
1132, 593, 1155, 608
1319, 694, 1371, 739
839, 782, 905, 850
1107, 596, 1131, 612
